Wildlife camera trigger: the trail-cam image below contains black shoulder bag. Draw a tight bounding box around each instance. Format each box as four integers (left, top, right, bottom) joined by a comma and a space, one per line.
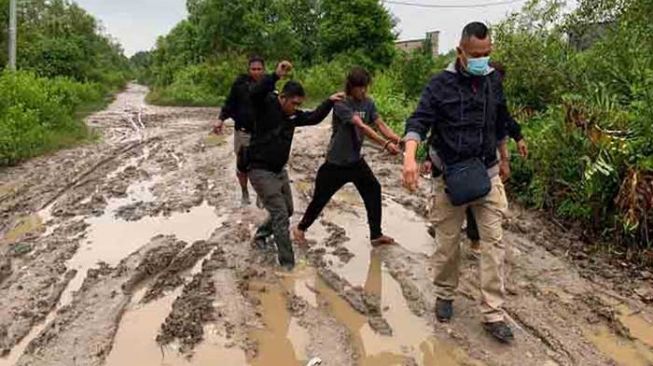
442, 81, 493, 206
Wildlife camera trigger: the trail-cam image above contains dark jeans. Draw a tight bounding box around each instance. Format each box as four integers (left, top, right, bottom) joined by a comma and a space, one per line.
249, 168, 295, 266
466, 207, 480, 242
298, 159, 383, 239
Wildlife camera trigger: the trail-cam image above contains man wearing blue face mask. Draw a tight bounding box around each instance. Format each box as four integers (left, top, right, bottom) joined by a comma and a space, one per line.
402, 22, 514, 343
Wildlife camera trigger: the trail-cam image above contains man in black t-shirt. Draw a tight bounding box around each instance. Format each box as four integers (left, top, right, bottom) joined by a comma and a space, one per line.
293, 67, 402, 248
213, 56, 265, 206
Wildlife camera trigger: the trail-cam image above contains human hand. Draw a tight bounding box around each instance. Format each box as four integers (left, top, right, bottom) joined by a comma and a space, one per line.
385, 142, 400, 155
276, 61, 293, 78
212, 119, 224, 135
402, 156, 419, 191
329, 92, 345, 102
499, 160, 511, 182
517, 139, 529, 158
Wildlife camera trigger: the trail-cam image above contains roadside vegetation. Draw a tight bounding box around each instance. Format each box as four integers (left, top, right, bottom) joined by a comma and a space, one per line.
139, 0, 653, 258
0, 0, 131, 166
1, 0, 651, 259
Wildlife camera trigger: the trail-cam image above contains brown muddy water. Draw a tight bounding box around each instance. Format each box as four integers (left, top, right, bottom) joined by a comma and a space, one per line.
2, 84, 653, 366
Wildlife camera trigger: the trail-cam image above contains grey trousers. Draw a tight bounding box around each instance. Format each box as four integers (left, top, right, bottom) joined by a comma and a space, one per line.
249, 168, 295, 265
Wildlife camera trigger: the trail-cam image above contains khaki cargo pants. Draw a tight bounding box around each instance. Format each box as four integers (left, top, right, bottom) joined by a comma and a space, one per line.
234, 130, 251, 174
429, 175, 508, 323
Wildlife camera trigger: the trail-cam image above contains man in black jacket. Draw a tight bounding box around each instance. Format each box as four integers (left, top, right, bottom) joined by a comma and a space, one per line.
424, 62, 529, 251
402, 22, 514, 343
213, 56, 265, 206
248, 61, 344, 270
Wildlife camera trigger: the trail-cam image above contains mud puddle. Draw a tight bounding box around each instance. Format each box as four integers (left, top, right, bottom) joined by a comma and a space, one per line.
0, 214, 43, 245
248, 280, 310, 366
106, 287, 247, 366
0, 311, 56, 366
61, 201, 224, 307
586, 326, 653, 366
106, 247, 221, 366
37, 203, 57, 237
314, 192, 433, 287
314, 260, 474, 366
615, 305, 653, 348
582, 299, 653, 365
279, 257, 475, 366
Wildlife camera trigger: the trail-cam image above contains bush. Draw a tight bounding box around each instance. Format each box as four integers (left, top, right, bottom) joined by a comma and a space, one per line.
293, 56, 354, 103
146, 57, 246, 107
503, 0, 653, 250
0, 71, 104, 166
370, 72, 415, 133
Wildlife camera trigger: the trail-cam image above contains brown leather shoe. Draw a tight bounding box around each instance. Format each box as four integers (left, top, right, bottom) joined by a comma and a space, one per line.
371, 235, 396, 247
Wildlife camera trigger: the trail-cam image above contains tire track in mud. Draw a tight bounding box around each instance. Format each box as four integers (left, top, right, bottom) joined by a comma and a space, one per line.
39, 138, 159, 211
0, 84, 233, 364
288, 123, 653, 366
0, 220, 87, 356
2, 85, 653, 366
16, 235, 185, 366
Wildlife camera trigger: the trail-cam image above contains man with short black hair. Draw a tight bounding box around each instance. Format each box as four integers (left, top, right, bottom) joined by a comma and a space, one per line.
247, 61, 344, 270
214, 56, 266, 206
402, 21, 515, 343
424, 62, 529, 250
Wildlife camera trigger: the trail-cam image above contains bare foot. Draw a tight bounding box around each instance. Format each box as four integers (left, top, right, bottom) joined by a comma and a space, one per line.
293, 226, 307, 246
371, 235, 396, 247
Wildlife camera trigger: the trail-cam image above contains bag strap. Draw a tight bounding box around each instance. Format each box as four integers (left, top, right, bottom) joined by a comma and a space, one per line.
481, 77, 495, 164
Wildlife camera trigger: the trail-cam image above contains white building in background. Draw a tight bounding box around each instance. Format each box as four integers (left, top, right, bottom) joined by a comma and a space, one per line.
395, 31, 440, 57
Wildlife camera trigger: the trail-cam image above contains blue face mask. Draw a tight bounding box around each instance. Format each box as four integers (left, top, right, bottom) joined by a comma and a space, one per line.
466, 56, 490, 76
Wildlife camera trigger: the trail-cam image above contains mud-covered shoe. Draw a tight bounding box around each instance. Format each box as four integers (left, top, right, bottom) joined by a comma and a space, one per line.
279, 261, 295, 272
435, 298, 453, 322
483, 321, 514, 343
427, 225, 436, 238
371, 235, 396, 247
252, 237, 268, 250
255, 196, 264, 209
241, 195, 252, 207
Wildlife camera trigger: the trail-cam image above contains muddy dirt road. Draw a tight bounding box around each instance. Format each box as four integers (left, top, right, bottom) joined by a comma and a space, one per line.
1, 84, 653, 366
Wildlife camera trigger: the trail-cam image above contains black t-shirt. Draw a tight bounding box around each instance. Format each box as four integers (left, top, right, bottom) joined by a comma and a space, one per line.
326, 97, 378, 166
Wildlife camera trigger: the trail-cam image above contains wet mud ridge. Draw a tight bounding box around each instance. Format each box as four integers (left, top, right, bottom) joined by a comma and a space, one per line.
1, 84, 652, 366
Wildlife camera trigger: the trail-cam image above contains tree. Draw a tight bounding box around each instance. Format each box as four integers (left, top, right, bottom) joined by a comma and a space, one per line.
318, 0, 397, 68
0, 0, 129, 84
185, 0, 300, 60
278, 0, 321, 63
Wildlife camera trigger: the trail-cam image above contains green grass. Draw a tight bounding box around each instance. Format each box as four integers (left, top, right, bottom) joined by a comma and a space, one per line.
0, 71, 123, 166
145, 87, 224, 107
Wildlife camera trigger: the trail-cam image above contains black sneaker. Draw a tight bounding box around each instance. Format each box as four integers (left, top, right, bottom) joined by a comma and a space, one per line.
252, 237, 267, 250
427, 225, 436, 238
279, 261, 295, 272
483, 321, 514, 343
435, 298, 453, 322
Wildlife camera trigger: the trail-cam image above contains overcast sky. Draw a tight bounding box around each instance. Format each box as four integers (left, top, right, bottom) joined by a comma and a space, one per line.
75, 0, 560, 57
